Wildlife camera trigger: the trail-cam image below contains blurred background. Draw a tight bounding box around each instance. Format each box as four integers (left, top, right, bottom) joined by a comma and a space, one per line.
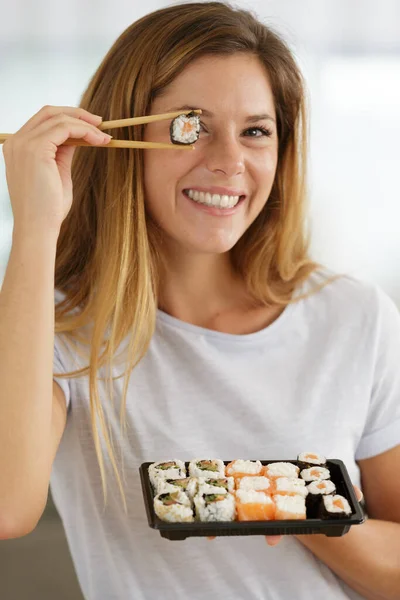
0, 0, 399, 598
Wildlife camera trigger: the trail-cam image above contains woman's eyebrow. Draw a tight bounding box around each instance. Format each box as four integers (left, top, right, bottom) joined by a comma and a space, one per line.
168, 104, 276, 123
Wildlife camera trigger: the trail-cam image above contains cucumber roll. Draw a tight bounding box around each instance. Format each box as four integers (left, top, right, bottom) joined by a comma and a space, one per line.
156, 477, 198, 499
170, 111, 201, 145
197, 477, 234, 494
189, 458, 225, 479
194, 491, 236, 522
154, 490, 194, 522
148, 460, 186, 490
300, 466, 330, 482
319, 494, 352, 519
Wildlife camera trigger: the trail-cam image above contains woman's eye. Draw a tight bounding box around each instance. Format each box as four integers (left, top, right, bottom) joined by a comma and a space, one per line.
243, 126, 272, 138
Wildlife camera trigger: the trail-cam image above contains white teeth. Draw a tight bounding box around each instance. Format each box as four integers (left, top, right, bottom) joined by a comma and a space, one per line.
186, 189, 241, 208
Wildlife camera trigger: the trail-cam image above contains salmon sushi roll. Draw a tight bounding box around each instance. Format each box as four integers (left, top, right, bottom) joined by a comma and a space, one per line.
300, 466, 330, 482
297, 452, 327, 470
273, 494, 307, 520
226, 459, 263, 479
306, 479, 337, 516
236, 475, 272, 494
320, 494, 352, 519
274, 477, 308, 498
170, 111, 201, 145
235, 489, 275, 521
263, 462, 300, 480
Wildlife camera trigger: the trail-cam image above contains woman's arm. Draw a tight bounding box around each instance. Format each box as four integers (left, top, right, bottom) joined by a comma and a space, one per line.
296, 446, 400, 600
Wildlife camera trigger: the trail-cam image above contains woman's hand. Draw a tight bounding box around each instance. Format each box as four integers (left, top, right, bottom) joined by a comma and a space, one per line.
2, 105, 112, 235
207, 484, 363, 545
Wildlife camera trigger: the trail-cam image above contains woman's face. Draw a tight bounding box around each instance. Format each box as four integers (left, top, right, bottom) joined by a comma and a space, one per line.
143, 53, 278, 256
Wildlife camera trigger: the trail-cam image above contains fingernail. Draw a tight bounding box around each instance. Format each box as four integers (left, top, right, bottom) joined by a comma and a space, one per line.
94, 114, 103, 122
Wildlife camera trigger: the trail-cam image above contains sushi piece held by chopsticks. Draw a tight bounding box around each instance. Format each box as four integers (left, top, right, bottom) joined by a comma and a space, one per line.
0, 109, 202, 150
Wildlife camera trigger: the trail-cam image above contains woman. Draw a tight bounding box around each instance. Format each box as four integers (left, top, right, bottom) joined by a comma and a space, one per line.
1, 2, 399, 599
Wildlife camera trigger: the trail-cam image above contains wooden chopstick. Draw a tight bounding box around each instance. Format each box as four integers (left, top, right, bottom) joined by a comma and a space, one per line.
98, 109, 202, 130
0, 109, 202, 149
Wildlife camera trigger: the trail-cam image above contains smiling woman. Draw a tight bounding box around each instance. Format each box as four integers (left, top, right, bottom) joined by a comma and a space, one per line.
0, 2, 399, 600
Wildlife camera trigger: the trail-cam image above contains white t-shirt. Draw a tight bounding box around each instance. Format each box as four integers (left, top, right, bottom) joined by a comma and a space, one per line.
50, 270, 400, 600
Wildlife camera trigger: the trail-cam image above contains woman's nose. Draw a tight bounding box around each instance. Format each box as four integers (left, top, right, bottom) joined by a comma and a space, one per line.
205, 133, 245, 177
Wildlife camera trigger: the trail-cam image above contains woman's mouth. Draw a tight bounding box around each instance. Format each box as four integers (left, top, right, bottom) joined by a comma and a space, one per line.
183, 188, 246, 210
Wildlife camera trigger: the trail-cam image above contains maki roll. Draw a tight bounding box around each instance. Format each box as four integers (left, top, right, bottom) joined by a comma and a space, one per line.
156, 477, 198, 499
306, 479, 337, 517
300, 466, 330, 482
273, 494, 307, 520
194, 492, 236, 522
170, 111, 201, 145
297, 452, 327, 470
226, 459, 263, 478
148, 460, 186, 490
274, 477, 308, 498
235, 490, 275, 521
198, 477, 235, 494
320, 494, 352, 519
263, 462, 300, 480
154, 490, 194, 523
236, 476, 272, 494
189, 458, 225, 479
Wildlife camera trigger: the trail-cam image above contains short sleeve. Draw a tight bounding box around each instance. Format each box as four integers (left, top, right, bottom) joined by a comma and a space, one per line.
355, 286, 400, 460
53, 334, 71, 410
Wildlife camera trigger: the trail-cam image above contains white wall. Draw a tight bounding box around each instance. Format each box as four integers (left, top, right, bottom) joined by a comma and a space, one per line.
1, 0, 399, 302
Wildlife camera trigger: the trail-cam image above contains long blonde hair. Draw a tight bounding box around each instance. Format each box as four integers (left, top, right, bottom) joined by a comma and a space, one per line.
54, 1, 330, 510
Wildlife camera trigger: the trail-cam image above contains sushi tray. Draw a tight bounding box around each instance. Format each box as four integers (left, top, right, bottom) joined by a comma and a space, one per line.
139, 455, 366, 541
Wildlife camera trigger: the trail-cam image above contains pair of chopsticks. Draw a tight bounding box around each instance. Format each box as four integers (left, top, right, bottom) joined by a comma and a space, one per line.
0, 109, 202, 150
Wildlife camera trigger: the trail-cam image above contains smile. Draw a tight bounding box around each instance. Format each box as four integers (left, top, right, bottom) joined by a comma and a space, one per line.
184, 189, 242, 209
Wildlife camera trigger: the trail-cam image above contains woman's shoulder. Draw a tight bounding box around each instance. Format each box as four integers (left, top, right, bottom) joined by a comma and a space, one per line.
300, 266, 399, 326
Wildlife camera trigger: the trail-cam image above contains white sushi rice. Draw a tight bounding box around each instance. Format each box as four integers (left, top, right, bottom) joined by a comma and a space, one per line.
154, 490, 194, 523
300, 466, 330, 482
236, 476, 271, 492
156, 477, 198, 499
194, 492, 236, 522
274, 477, 308, 498
323, 494, 352, 515
189, 458, 225, 479
235, 489, 272, 504
197, 477, 234, 494
226, 459, 262, 476
307, 479, 336, 495
148, 460, 186, 490
265, 462, 299, 478
273, 494, 307, 519
170, 114, 200, 144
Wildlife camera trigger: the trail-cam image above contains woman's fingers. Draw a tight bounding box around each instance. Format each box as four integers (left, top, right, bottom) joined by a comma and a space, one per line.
207, 536, 216, 540
265, 535, 282, 546
353, 484, 363, 502
15, 105, 103, 135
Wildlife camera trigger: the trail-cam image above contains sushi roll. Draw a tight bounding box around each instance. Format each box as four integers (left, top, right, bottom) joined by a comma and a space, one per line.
306, 479, 337, 517
273, 494, 307, 520
274, 477, 308, 498
235, 489, 275, 521
156, 477, 198, 499
148, 460, 186, 490
226, 459, 263, 478
300, 466, 330, 482
154, 490, 194, 522
263, 462, 299, 480
236, 476, 272, 494
189, 459, 225, 479
194, 492, 236, 522
170, 111, 201, 145
297, 452, 327, 470
197, 477, 235, 494
319, 494, 352, 519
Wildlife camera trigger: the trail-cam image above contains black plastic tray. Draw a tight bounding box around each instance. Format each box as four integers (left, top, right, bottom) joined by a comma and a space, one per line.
139, 459, 366, 541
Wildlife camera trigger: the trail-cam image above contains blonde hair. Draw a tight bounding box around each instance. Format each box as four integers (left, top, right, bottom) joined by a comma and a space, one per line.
54, 1, 333, 511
